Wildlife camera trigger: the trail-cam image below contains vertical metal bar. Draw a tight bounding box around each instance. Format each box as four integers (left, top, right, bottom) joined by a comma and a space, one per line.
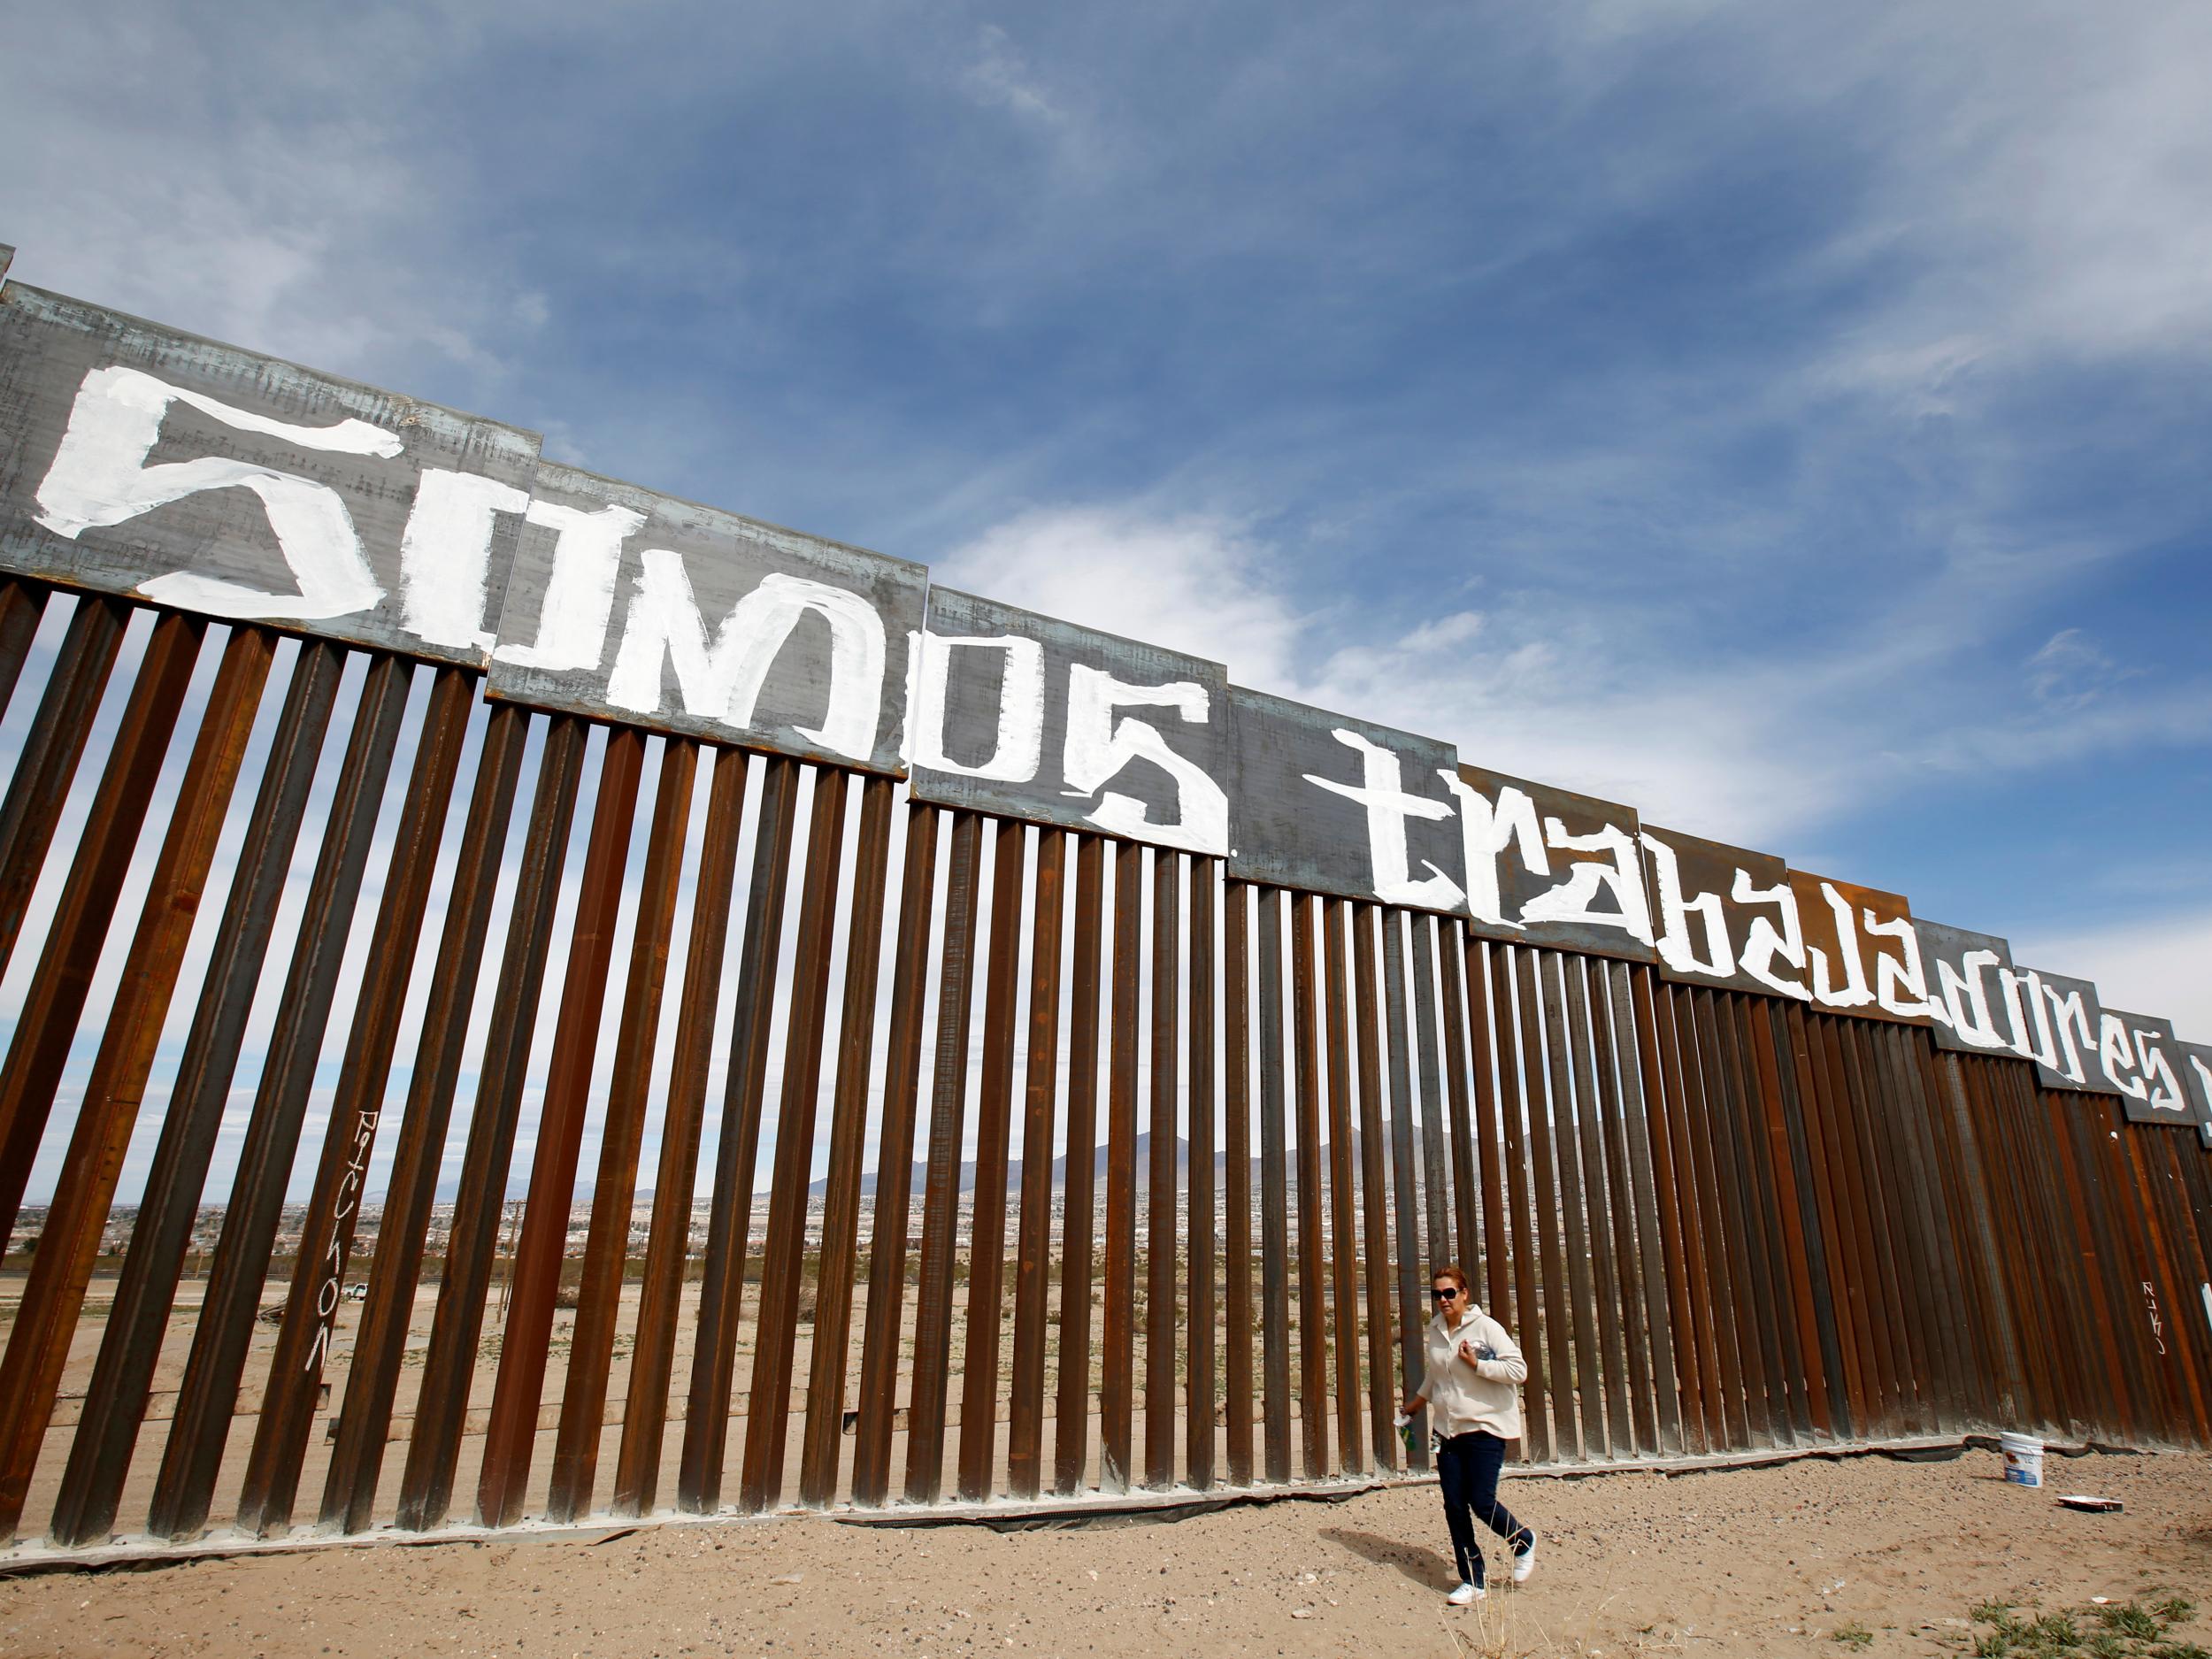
955, 816, 1025, 1502
0, 608, 204, 1247
1461, 938, 1514, 1338
1911, 1037, 2004, 1431
1007, 829, 1066, 1500
1641, 970, 1721, 1450
1561, 957, 1632, 1458
472, 726, 647, 1529
149, 651, 412, 1542
902, 809, 983, 1503
1601, 962, 1679, 1453
1049, 834, 1103, 1495
396, 713, 590, 1531
1537, 953, 1607, 1457
1221, 878, 1256, 1487
851, 804, 941, 1507
0, 578, 47, 720
1382, 915, 1427, 1470
1729, 996, 1811, 1440
1144, 849, 1180, 1489
46, 641, 348, 1548
677, 756, 802, 1514
545, 738, 699, 1523
1437, 929, 1483, 1283
611, 747, 750, 1516
1352, 904, 1395, 1467
1929, 1049, 2029, 1424
0, 625, 266, 1543
1671, 986, 1748, 1447
320, 703, 529, 1534
236, 665, 479, 1536
1868, 1025, 1970, 1428
1801, 1010, 1891, 1430
1504, 948, 1562, 1463
1186, 856, 1218, 1489
1750, 1001, 1840, 1440
1098, 838, 1141, 1494
1322, 898, 1363, 1475
1778, 1003, 1864, 1437
1828, 1018, 1930, 1432
1624, 966, 1697, 1453
1709, 995, 1793, 1445
1409, 921, 1451, 1282
1580, 959, 1652, 1454
0, 594, 128, 981
798, 775, 896, 1509
1256, 889, 1293, 1484
741, 769, 854, 1512
1290, 891, 1330, 1478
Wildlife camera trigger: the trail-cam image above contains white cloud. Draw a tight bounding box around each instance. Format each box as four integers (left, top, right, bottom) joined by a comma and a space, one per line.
2013, 907, 2212, 1043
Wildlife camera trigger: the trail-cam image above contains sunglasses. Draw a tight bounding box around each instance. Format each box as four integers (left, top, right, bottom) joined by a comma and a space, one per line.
1431, 1286, 1462, 1301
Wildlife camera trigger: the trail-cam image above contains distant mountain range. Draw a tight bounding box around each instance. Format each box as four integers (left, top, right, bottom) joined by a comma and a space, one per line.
435, 1132, 1376, 1203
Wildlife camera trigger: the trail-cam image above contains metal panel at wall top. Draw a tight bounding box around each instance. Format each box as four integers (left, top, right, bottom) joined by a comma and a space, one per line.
1452, 764, 1656, 962
1639, 824, 1808, 999
2097, 1008, 2195, 1127
487, 461, 926, 777
2003, 964, 2105, 1093
2172, 1040, 2212, 1148
1911, 919, 2019, 1056
1225, 686, 1463, 910
0, 283, 541, 668
908, 587, 1230, 851
1787, 870, 1930, 1025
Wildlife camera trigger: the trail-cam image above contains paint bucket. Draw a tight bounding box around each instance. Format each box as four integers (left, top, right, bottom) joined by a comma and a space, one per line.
2000, 1432, 2044, 1488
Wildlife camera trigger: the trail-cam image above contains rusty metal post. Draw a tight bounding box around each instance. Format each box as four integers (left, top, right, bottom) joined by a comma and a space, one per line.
1007, 829, 1067, 1499
1050, 833, 1104, 1495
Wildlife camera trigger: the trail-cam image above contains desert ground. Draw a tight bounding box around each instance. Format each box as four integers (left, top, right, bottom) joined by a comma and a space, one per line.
4, 1444, 2208, 1659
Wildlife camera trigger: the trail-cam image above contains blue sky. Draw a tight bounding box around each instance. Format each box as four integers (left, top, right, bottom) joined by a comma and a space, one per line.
4, 2, 2210, 1202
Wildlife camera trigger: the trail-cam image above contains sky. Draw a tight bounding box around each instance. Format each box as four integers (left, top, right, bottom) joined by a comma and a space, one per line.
4, 1, 2210, 1202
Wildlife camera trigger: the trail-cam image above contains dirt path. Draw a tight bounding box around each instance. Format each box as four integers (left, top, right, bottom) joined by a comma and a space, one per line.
4, 1446, 2208, 1657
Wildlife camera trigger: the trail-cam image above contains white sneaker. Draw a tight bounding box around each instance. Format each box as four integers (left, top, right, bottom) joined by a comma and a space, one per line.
1511, 1537, 1536, 1584
1446, 1582, 1486, 1605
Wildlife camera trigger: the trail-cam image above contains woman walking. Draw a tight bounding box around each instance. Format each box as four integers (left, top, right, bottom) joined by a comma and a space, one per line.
1395, 1265, 1537, 1605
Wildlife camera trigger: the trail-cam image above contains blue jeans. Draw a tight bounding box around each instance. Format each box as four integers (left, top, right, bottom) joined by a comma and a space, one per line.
1436, 1431, 1532, 1587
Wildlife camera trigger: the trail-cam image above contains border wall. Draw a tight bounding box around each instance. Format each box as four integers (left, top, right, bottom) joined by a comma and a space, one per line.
0, 239, 2206, 1558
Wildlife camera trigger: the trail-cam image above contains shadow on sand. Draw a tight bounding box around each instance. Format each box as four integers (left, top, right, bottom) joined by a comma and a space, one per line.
1320, 1526, 1456, 1592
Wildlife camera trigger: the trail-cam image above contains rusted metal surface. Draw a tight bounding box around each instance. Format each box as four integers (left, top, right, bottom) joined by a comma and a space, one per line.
321, 702, 530, 1534
0, 608, 202, 1261
149, 649, 413, 1542
1050, 833, 1105, 1496
612, 746, 750, 1517
1381, 915, 1427, 1470
956, 817, 1024, 1502
1146, 849, 1180, 1490
1099, 839, 1142, 1494
679, 755, 801, 1514
472, 726, 647, 1529
1256, 888, 1293, 1485
798, 775, 896, 1509
1290, 892, 1330, 1479
1007, 829, 1067, 1500
742, 767, 854, 1513
1351, 904, 1396, 1468
1186, 856, 1220, 1489
0, 622, 265, 1542
904, 810, 983, 1503
45, 641, 349, 1548
237, 664, 479, 1537
398, 713, 589, 1532
851, 804, 941, 1508
547, 737, 699, 1524
0, 592, 128, 982
1221, 879, 1256, 1487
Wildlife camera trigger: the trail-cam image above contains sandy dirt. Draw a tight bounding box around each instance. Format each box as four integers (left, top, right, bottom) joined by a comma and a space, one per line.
4, 1446, 2209, 1658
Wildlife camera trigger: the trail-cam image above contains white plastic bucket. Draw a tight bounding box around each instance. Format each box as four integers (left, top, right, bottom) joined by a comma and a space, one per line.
2001, 1432, 2044, 1488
